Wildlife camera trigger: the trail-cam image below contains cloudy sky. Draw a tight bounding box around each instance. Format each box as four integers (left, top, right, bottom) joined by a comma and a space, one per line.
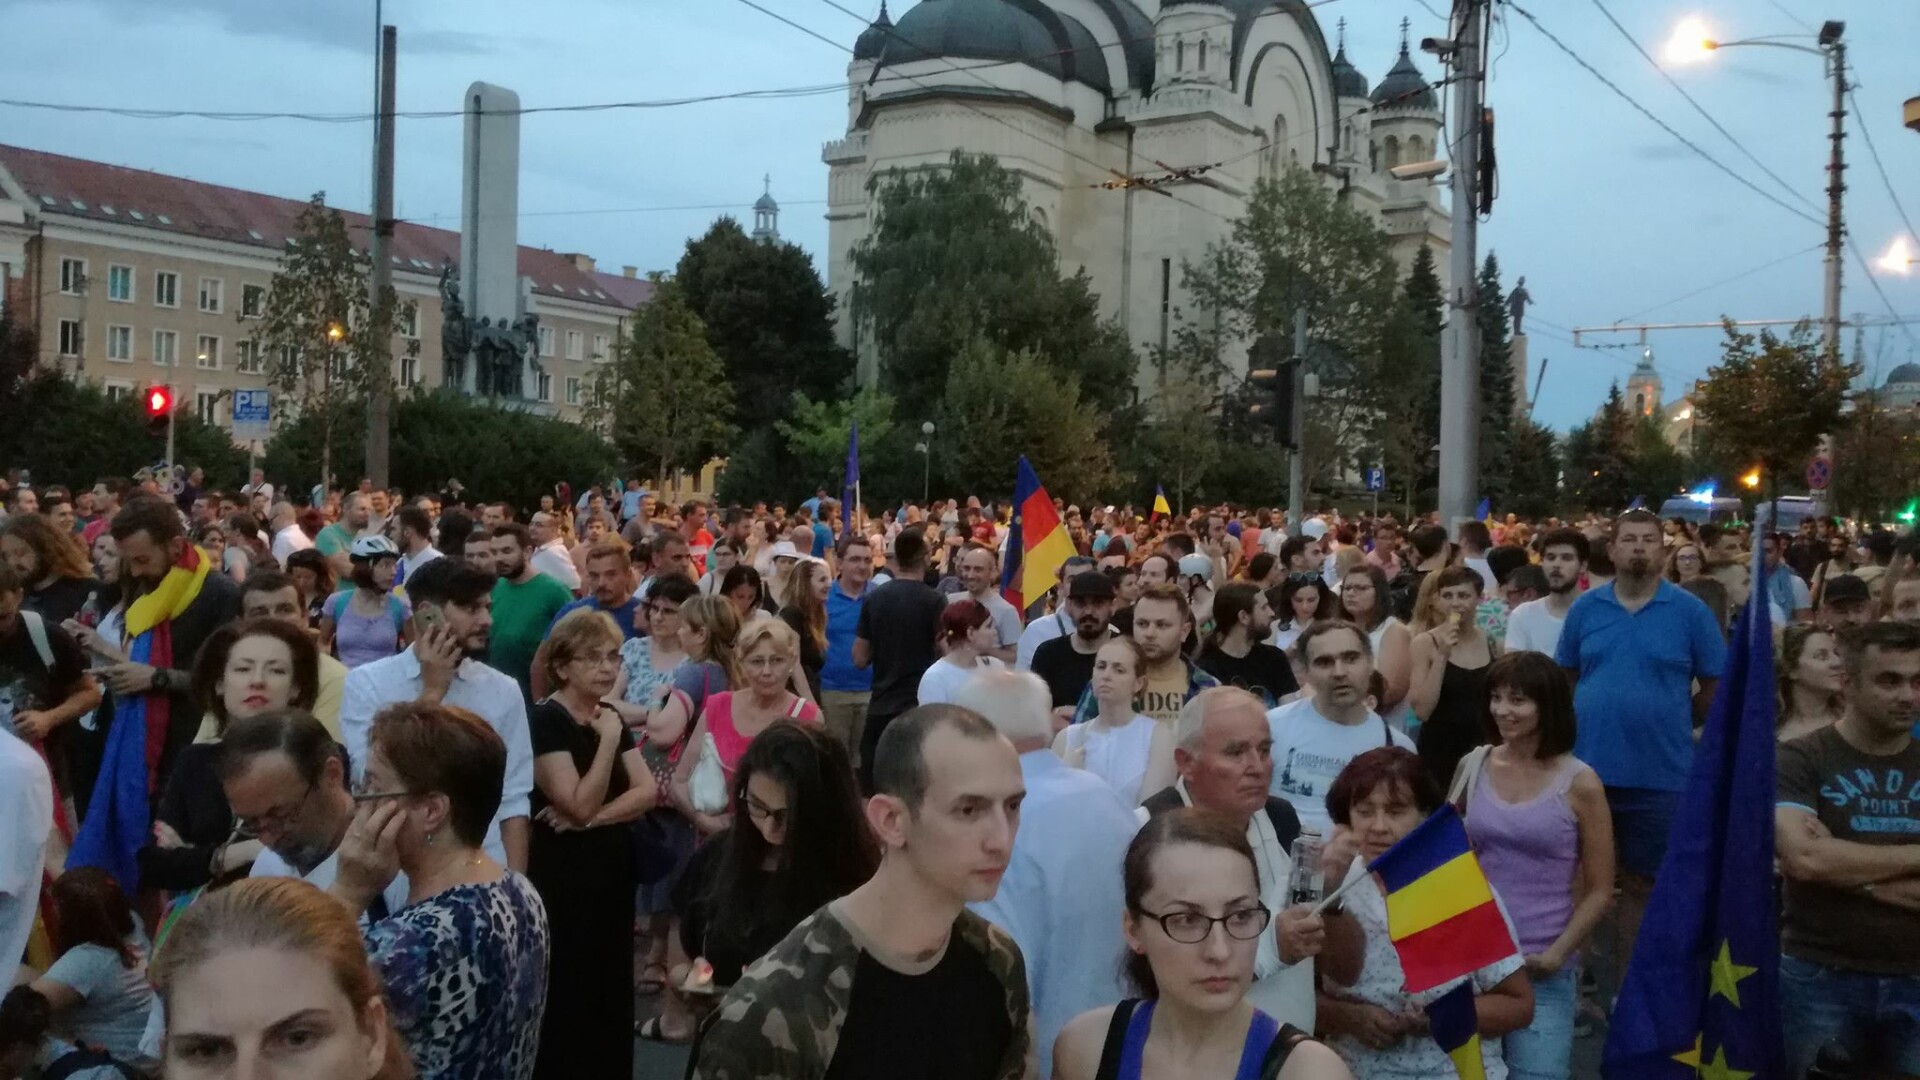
3, 0, 1916, 432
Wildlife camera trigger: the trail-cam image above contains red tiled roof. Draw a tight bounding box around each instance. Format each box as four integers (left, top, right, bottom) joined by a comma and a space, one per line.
0, 143, 648, 312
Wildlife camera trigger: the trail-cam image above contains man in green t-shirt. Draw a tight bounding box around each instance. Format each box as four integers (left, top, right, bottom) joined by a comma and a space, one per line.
485, 522, 573, 702
313, 491, 371, 579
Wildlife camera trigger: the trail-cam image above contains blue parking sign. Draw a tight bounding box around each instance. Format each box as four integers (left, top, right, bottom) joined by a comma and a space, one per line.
232, 389, 271, 442
1365, 466, 1385, 492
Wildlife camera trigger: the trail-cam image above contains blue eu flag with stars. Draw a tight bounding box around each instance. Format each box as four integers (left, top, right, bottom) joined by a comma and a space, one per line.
1603, 533, 1782, 1079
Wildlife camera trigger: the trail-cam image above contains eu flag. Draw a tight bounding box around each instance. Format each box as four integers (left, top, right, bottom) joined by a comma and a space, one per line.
841, 419, 859, 536
1602, 534, 1782, 1078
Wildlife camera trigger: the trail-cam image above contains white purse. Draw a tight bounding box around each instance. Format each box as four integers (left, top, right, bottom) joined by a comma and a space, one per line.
688, 731, 730, 815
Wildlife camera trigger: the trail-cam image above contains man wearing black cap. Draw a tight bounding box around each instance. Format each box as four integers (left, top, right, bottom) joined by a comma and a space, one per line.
1030, 571, 1118, 714
1818, 573, 1875, 628
1014, 555, 1097, 670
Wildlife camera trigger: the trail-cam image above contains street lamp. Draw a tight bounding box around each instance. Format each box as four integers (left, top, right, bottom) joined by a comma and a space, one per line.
1876, 236, 1916, 275
1663, 18, 1849, 358
916, 420, 936, 504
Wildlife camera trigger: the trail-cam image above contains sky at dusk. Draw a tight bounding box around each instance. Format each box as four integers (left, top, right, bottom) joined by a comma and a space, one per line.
3, 0, 1916, 432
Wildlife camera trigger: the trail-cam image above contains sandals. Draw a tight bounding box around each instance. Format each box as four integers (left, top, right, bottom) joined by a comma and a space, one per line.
636, 962, 669, 995
635, 1016, 693, 1044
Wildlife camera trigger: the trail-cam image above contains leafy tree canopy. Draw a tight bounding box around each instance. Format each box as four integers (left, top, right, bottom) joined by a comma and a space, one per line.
607, 274, 737, 485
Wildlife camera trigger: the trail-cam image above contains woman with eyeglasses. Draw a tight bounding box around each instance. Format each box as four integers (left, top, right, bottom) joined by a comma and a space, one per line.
1664, 543, 1708, 585
1053, 808, 1351, 1080
1317, 748, 1532, 1079
139, 618, 321, 891
648, 721, 878, 1043
1337, 566, 1411, 717
1776, 624, 1844, 743
526, 611, 658, 1079
672, 617, 819, 833
329, 702, 550, 1080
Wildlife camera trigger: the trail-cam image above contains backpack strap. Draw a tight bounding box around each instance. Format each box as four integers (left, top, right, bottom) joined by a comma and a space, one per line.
1447, 745, 1493, 819
1256, 1024, 1316, 1080
1092, 999, 1140, 1080
21, 609, 54, 669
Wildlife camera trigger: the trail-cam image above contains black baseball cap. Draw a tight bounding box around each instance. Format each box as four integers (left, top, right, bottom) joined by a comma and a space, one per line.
1822, 574, 1870, 606
1066, 570, 1116, 599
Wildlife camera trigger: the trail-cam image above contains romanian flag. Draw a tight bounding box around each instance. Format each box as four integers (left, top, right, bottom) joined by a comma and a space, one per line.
1000, 456, 1076, 611
1369, 804, 1517, 993
1425, 982, 1486, 1080
1151, 486, 1171, 521
1474, 497, 1492, 522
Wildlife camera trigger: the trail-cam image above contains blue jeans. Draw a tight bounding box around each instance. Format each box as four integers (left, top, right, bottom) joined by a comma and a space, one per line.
1503, 966, 1576, 1080
1604, 786, 1679, 879
1780, 953, 1920, 1078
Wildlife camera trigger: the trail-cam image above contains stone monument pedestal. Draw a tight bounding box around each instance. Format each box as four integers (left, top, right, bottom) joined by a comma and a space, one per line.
1511, 334, 1531, 417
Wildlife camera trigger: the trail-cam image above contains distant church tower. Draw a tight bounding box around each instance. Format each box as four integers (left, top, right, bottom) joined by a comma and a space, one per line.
1627, 348, 1663, 417
752, 175, 780, 244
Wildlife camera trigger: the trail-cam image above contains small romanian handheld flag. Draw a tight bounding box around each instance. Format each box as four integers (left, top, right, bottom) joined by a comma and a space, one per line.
1152, 485, 1171, 521
1369, 804, 1517, 994
1425, 982, 1486, 1080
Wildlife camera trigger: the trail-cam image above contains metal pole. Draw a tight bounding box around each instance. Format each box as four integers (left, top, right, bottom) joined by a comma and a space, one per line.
1438, 0, 1483, 530
165, 379, 176, 471
1287, 306, 1307, 530
1822, 37, 1846, 361
365, 25, 398, 489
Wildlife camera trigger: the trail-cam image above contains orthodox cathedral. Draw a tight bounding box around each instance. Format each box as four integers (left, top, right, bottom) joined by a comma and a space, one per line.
823, 0, 1454, 385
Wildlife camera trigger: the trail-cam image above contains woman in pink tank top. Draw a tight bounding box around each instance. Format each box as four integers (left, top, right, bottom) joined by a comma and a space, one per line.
1455, 652, 1614, 1080
677, 616, 820, 823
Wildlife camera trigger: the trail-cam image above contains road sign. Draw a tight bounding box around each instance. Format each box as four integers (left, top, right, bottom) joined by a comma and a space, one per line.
1365, 466, 1386, 492
232, 389, 271, 442
1806, 455, 1831, 492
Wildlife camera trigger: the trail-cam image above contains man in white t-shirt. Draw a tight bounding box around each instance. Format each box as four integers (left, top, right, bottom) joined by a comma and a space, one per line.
1267, 621, 1413, 833
948, 543, 1022, 664
0, 732, 53, 991
268, 502, 312, 566
527, 511, 582, 593
1503, 527, 1589, 658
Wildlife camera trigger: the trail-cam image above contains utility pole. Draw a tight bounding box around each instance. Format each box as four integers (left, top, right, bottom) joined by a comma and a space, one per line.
365, 24, 398, 489
1437, 0, 1484, 529
1821, 29, 1847, 361
1288, 306, 1308, 531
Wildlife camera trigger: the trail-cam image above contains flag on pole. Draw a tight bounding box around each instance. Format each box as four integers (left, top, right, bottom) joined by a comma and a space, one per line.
1001, 456, 1077, 611
1425, 983, 1487, 1080
1152, 486, 1171, 521
1474, 497, 1491, 522
1366, 804, 1518, 993
841, 420, 859, 536
1602, 516, 1780, 1079
1626, 495, 1646, 511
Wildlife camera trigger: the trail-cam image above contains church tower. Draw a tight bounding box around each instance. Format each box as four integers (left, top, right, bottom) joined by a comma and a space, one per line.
1154, 0, 1233, 95
1369, 20, 1443, 177
752, 175, 780, 244
1627, 347, 1663, 418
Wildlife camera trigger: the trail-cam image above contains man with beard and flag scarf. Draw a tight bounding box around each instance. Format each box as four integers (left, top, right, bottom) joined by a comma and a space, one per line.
71, 496, 241, 891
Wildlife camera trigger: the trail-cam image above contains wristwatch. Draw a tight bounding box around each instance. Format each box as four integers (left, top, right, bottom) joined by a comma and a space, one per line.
152, 668, 174, 693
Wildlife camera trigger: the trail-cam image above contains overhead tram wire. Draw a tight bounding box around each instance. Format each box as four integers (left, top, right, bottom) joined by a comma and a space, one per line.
0, 85, 850, 123
1587, 0, 1820, 216
1848, 236, 1920, 350
1850, 87, 1920, 249
1612, 243, 1826, 324
1503, 1, 1825, 231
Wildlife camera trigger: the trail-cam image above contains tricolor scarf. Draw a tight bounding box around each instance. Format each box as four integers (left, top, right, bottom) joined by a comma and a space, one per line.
70, 544, 210, 892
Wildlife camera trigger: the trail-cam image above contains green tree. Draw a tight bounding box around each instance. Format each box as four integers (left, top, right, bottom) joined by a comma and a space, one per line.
1691, 321, 1858, 505
0, 371, 246, 487
936, 339, 1117, 504
260, 389, 617, 509
850, 152, 1135, 419
243, 193, 418, 492
676, 218, 854, 434
1831, 393, 1920, 521
1476, 253, 1517, 505
777, 386, 899, 492
607, 275, 736, 487
1137, 380, 1223, 512
1623, 416, 1689, 508
1563, 383, 1634, 511
1180, 166, 1402, 489
1370, 245, 1444, 516
1506, 419, 1561, 519
0, 312, 32, 413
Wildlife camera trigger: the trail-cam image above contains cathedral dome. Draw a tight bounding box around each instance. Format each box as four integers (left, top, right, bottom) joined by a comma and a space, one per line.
1330, 45, 1369, 98
1886, 362, 1920, 386
882, 0, 1112, 94
1370, 41, 1436, 110
853, 1, 893, 61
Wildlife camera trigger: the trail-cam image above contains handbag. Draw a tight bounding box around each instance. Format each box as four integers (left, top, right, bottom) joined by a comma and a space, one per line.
688, 730, 730, 815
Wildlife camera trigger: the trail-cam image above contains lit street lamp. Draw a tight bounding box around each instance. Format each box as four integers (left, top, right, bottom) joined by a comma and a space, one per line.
917, 420, 936, 504
1876, 236, 1916, 275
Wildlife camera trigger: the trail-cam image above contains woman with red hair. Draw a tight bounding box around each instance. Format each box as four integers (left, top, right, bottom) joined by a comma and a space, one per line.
915, 598, 1004, 705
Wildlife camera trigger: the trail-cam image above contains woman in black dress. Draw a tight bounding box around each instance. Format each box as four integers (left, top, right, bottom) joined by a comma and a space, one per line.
527, 610, 659, 1079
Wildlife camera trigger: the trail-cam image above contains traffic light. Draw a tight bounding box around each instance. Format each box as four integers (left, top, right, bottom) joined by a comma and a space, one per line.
144, 385, 174, 436
1246, 334, 1298, 450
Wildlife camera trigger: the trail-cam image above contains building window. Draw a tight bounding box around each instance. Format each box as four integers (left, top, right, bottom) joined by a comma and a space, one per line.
154, 330, 178, 367
592, 334, 610, 363
400, 356, 419, 387
196, 391, 223, 425
565, 330, 583, 362
1176, 40, 1185, 73
1158, 258, 1172, 354
398, 306, 418, 338
58, 319, 84, 357
1198, 39, 1208, 71
154, 271, 179, 308
537, 372, 553, 402
107, 264, 134, 303
198, 278, 223, 314
538, 326, 555, 357
565, 376, 581, 405
196, 335, 221, 370
241, 284, 265, 318
107, 324, 133, 362
59, 258, 87, 295
235, 340, 263, 374
104, 380, 133, 403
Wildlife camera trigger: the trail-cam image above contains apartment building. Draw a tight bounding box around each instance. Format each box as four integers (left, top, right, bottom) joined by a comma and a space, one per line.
0, 144, 653, 432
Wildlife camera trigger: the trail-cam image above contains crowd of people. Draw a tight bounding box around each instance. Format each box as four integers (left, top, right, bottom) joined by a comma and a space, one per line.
0, 467, 1915, 1080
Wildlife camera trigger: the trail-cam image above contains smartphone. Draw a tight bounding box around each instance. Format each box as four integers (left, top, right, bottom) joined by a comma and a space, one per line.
415, 602, 445, 633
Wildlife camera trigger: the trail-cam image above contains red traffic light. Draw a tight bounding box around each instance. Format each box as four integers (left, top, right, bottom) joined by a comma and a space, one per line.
145, 386, 173, 417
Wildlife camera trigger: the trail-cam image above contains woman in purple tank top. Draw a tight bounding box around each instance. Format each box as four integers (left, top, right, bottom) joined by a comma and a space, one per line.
1454, 652, 1615, 1080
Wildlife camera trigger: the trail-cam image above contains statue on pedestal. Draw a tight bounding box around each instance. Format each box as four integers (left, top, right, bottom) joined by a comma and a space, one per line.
1509, 276, 1532, 336
438, 263, 542, 401
439, 265, 470, 388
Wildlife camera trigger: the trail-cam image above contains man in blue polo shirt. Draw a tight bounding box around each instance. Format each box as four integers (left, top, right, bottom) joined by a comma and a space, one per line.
530, 541, 643, 698
821, 533, 876, 762
1556, 509, 1725, 955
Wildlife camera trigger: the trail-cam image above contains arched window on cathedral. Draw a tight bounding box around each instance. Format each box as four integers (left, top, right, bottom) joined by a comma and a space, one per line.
1634, 391, 1647, 415
1407, 135, 1425, 164
1198, 38, 1208, 71
1382, 136, 1402, 170
1176, 40, 1186, 73
1270, 114, 1289, 175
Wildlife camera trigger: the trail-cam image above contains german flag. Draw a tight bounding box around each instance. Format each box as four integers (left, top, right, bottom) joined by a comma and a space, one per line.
1425, 983, 1486, 1080
1370, 805, 1517, 993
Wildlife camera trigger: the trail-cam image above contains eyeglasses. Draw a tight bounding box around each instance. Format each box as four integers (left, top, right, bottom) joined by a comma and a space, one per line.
646, 603, 682, 617
1133, 903, 1271, 944
745, 796, 788, 830
1287, 572, 1323, 585
236, 779, 314, 832
350, 778, 412, 803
